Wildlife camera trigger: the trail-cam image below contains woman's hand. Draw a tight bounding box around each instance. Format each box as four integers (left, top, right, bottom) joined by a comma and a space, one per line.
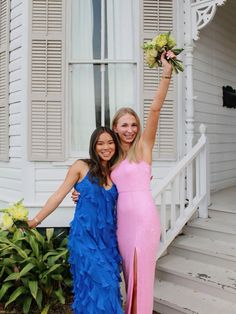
71, 189, 80, 204
28, 217, 41, 228
27, 219, 38, 228
161, 50, 176, 77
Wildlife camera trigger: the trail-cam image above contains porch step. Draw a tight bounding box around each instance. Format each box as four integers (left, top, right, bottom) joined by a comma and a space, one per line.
208, 206, 236, 222
169, 233, 236, 270
154, 280, 236, 314
157, 254, 236, 303
154, 188, 236, 314
183, 217, 236, 242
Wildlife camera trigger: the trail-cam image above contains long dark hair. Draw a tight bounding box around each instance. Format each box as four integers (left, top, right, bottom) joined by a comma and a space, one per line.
83, 126, 121, 186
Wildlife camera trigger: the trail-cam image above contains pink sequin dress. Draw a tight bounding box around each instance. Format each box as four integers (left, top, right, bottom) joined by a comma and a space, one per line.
111, 159, 161, 314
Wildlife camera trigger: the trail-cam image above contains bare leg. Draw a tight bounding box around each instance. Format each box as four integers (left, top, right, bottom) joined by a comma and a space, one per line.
131, 250, 137, 314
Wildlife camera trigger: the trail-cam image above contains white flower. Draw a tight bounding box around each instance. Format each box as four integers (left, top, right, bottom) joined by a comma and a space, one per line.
0, 199, 29, 231
0, 213, 14, 230
8, 203, 28, 221
142, 32, 184, 73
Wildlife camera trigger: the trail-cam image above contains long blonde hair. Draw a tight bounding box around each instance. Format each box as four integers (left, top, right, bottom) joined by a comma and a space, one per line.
112, 107, 142, 162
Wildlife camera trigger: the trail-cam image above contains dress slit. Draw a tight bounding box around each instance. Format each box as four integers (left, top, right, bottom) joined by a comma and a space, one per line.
130, 249, 138, 314
127, 248, 138, 314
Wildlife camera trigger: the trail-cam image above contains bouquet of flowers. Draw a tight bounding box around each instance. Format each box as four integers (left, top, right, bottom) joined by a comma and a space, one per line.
0, 199, 28, 231
143, 31, 184, 74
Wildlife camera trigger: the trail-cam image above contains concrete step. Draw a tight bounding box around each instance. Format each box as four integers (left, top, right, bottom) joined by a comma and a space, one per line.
168, 233, 236, 270
183, 218, 236, 243
157, 254, 236, 303
154, 280, 236, 314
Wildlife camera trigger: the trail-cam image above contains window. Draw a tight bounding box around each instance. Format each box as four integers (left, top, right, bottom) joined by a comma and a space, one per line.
69, 0, 139, 154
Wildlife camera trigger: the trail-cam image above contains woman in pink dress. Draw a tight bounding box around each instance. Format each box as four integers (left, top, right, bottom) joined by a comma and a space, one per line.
111, 51, 173, 314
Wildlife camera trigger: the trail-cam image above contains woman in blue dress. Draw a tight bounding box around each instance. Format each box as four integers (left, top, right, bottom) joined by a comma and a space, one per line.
28, 126, 123, 314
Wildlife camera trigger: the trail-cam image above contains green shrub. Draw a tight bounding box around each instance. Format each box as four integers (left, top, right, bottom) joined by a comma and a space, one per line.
0, 226, 72, 314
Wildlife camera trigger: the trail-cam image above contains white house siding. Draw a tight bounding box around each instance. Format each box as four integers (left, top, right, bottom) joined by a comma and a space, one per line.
0, 0, 179, 227
193, 1, 236, 192
34, 162, 72, 205
0, 0, 23, 203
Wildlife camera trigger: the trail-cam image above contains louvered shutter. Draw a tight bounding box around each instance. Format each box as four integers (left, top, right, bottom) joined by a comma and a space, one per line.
0, 0, 9, 161
141, 0, 176, 160
29, 0, 65, 161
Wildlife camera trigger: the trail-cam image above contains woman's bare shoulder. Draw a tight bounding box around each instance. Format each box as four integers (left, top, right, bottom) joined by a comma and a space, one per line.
68, 159, 89, 175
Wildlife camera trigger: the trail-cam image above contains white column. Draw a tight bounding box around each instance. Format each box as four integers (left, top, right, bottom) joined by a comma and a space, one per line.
185, 45, 195, 152
184, 1, 195, 152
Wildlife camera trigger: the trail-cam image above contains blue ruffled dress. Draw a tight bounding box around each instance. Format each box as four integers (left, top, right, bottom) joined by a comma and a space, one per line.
68, 173, 123, 314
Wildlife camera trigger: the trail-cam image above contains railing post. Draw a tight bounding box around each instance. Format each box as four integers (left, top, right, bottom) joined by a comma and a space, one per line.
198, 124, 209, 218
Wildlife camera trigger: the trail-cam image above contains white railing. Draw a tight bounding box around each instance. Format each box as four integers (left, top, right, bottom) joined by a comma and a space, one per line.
155, 124, 209, 259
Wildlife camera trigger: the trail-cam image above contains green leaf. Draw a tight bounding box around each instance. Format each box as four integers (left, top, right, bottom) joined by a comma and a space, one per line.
4, 272, 20, 282
0, 237, 12, 245
0, 282, 13, 300
21, 277, 30, 287
2, 257, 16, 266
0, 228, 9, 233
12, 228, 24, 242
46, 228, 54, 243
29, 235, 39, 258
29, 228, 45, 245
36, 288, 43, 309
54, 288, 65, 304
29, 280, 38, 300
0, 242, 9, 249
43, 251, 58, 261
41, 264, 61, 278
19, 263, 35, 277
47, 249, 67, 267
24, 256, 44, 273
23, 296, 33, 314
0, 265, 5, 277
63, 277, 73, 287
172, 48, 184, 55
41, 304, 50, 314
5, 286, 27, 308
12, 244, 28, 259
15, 198, 24, 205
51, 274, 63, 281
60, 237, 68, 247
4, 263, 35, 281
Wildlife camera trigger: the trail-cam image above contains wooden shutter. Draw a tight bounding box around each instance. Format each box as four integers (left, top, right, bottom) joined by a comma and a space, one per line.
29, 0, 65, 161
141, 0, 176, 160
0, 0, 9, 161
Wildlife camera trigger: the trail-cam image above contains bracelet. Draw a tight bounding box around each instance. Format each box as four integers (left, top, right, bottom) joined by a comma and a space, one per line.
33, 217, 41, 225
163, 75, 171, 79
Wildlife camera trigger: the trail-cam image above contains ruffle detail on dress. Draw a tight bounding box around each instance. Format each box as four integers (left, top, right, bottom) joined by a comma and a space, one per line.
68, 232, 123, 314
68, 175, 123, 313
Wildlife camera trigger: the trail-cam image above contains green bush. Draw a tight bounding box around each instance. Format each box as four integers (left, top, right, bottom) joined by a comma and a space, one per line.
0, 226, 72, 314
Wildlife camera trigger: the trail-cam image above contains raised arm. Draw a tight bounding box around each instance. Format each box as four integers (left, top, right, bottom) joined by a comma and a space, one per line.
28, 160, 83, 228
141, 51, 174, 152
